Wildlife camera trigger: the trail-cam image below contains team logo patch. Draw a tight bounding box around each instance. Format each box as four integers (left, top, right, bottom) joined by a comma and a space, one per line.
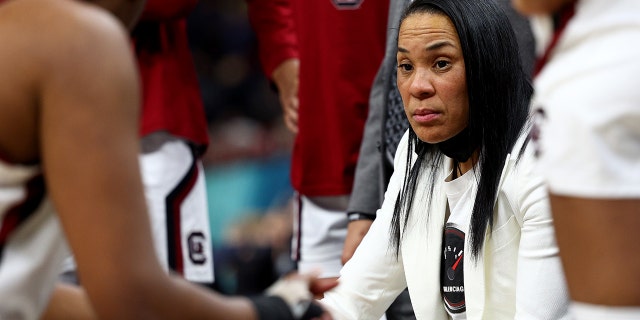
441, 226, 466, 314
332, 0, 364, 10
188, 231, 207, 265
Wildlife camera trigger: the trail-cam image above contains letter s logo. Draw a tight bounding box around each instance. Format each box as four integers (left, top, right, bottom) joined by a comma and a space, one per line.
187, 232, 207, 265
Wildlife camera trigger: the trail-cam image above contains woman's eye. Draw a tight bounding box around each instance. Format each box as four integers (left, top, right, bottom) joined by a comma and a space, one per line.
435, 60, 450, 69
398, 63, 413, 72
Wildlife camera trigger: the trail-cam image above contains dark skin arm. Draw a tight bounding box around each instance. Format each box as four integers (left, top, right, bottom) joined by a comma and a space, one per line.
271, 58, 300, 133
246, 0, 300, 133
550, 195, 640, 305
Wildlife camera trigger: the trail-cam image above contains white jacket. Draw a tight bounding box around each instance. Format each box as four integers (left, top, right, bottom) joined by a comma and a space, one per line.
322, 132, 570, 319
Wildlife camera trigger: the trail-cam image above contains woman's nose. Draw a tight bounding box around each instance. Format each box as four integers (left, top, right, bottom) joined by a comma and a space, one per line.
408, 68, 435, 98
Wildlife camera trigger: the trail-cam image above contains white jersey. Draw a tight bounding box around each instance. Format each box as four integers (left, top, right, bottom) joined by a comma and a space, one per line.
532, 0, 640, 198
0, 156, 67, 320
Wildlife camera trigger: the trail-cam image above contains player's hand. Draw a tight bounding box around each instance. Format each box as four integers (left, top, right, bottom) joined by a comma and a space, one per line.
341, 219, 373, 265
271, 58, 300, 133
266, 271, 337, 319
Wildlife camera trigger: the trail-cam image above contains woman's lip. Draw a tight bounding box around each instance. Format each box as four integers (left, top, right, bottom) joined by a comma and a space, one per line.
413, 108, 437, 115
412, 109, 440, 123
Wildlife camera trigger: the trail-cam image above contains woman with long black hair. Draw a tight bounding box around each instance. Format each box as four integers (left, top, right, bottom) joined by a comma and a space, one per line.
321, 0, 570, 319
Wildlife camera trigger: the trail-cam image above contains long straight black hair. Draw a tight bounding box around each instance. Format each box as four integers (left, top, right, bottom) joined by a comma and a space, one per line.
390, 0, 533, 259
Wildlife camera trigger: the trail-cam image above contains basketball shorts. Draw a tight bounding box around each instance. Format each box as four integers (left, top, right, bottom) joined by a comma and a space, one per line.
292, 194, 348, 278
139, 132, 214, 284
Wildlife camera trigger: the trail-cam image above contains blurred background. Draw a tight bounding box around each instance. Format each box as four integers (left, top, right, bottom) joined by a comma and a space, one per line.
186, 0, 296, 295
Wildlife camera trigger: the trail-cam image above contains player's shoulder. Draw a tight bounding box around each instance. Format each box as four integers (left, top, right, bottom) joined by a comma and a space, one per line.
0, 0, 129, 61
1, 0, 123, 31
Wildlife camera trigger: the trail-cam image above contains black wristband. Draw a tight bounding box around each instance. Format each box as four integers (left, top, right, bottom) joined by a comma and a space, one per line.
347, 212, 376, 222
300, 301, 324, 319
248, 296, 324, 320
249, 296, 294, 320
